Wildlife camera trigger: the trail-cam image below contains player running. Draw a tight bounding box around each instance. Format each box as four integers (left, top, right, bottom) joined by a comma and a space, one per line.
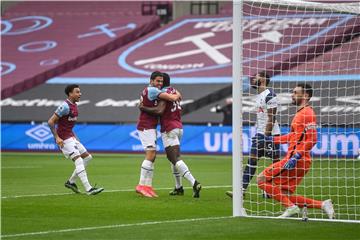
257, 83, 335, 218
226, 72, 280, 198
139, 73, 202, 198
136, 71, 182, 198
48, 84, 104, 195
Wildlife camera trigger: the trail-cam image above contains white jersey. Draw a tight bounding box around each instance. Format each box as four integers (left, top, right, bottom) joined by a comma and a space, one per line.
255, 88, 280, 135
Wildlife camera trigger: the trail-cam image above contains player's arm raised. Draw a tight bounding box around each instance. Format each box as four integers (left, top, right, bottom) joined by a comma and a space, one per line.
48, 113, 64, 148
139, 100, 166, 116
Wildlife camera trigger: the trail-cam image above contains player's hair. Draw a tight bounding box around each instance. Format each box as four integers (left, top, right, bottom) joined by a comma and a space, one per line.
150, 71, 163, 80
297, 83, 313, 99
65, 84, 79, 96
258, 72, 271, 85
163, 73, 170, 87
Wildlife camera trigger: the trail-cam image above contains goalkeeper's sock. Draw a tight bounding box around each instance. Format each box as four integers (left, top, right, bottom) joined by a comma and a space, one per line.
74, 158, 92, 192
289, 195, 322, 209
171, 163, 182, 189
139, 160, 154, 186
68, 155, 92, 183
176, 160, 196, 186
258, 181, 293, 208
242, 158, 257, 190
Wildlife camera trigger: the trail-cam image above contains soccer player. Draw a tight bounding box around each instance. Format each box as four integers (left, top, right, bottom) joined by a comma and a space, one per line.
226, 72, 280, 198
139, 73, 202, 198
48, 84, 104, 195
257, 83, 335, 218
136, 71, 182, 198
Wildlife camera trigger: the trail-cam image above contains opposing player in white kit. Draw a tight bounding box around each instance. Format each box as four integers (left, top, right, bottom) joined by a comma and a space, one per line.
136, 71, 182, 198
139, 73, 202, 198
226, 72, 280, 198
48, 84, 104, 195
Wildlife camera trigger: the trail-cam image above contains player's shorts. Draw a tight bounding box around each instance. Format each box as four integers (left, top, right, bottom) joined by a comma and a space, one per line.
261, 158, 312, 194
250, 133, 280, 160
161, 128, 183, 148
61, 137, 87, 159
137, 129, 157, 150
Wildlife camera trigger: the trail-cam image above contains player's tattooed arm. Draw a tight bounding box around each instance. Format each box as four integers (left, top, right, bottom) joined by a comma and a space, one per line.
48, 113, 64, 148
139, 100, 166, 116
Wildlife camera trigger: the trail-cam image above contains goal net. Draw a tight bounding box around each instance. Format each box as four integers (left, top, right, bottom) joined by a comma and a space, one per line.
235, 0, 360, 222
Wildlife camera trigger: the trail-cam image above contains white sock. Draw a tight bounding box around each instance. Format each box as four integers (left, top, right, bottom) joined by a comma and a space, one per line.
139, 160, 154, 186
74, 158, 92, 191
69, 155, 92, 183
176, 160, 195, 186
171, 163, 182, 189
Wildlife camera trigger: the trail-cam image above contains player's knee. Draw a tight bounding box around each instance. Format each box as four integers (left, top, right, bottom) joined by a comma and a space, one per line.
145, 150, 156, 161
72, 155, 81, 161
83, 154, 92, 166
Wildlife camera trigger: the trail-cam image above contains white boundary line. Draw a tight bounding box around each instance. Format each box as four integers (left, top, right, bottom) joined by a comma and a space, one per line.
2, 215, 359, 238
1, 216, 234, 238
2, 185, 232, 199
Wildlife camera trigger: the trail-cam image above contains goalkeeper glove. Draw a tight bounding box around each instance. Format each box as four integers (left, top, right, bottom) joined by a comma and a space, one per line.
283, 153, 302, 170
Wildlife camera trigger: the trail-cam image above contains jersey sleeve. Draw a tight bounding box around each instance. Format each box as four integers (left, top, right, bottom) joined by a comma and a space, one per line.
147, 87, 162, 101
55, 102, 70, 117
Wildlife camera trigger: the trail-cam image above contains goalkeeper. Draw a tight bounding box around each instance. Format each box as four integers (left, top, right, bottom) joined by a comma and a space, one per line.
257, 83, 335, 218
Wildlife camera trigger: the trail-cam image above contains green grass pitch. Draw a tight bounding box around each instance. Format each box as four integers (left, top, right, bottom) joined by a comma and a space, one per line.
2, 152, 359, 239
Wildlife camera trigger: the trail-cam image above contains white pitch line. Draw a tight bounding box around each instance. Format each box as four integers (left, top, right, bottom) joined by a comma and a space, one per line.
2, 166, 42, 169
1, 216, 234, 238
2, 185, 232, 199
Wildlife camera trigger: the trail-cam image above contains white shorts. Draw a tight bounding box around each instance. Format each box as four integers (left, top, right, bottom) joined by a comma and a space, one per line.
161, 128, 183, 148
138, 129, 157, 150
61, 137, 87, 159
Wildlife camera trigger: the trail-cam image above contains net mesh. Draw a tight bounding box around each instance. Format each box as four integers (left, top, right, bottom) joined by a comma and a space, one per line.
240, 0, 360, 221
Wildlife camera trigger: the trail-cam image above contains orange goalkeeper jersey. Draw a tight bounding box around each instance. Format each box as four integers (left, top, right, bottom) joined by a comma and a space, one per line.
274, 105, 317, 161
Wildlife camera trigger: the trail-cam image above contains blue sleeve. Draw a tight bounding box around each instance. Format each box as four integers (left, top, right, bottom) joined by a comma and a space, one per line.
55, 102, 70, 117
147, 87, 163, 101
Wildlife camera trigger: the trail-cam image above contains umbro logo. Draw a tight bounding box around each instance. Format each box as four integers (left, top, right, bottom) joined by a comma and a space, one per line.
25, 125, 53, 142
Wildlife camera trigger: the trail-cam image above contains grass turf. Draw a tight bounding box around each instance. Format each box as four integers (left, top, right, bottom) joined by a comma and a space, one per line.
1, 152, 359, 239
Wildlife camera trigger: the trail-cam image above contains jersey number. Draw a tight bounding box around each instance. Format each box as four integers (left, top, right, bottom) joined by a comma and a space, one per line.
171, 101, 181, 112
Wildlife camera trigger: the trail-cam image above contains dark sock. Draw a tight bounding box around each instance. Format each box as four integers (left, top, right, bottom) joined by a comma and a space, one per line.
242, 158, 257, 190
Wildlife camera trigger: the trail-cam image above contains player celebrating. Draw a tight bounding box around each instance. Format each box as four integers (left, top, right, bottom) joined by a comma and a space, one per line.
257, 83, 335, 218
48, 84, 104, 195
139, 73, 202, 198
226, 72, 280, 198
136, 71, 182, 198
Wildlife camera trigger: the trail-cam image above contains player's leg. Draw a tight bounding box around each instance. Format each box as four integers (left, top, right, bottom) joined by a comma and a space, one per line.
232, 135, 262, 197
164, 129, 201, 198
164, 145, 183, 195
257, 159, 300, 217
285, 160, 335, 219
136, 129, 157, 197
226, 136, 261, 198
62, 138, 103, 195
67, 140, 93, 189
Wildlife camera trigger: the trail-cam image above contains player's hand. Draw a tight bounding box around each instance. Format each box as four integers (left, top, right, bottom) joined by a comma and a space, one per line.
56, 137, 64, 148
138, 101, 144, 111
283, 153, 302, 170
